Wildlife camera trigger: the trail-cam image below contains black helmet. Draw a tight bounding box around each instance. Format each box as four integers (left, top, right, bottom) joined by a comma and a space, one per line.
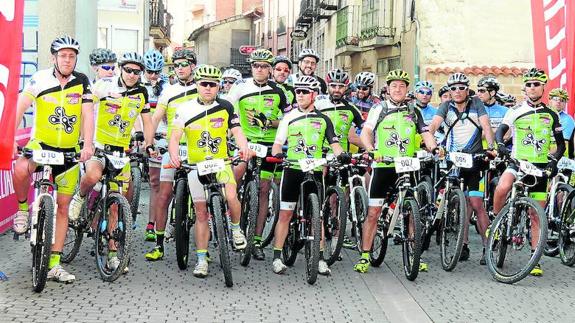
89, 48, 117, 66
477, 76, 500, 92
172, 49, 197, 65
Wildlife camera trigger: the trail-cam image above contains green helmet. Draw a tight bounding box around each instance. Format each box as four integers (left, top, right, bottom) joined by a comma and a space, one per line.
194, 64, 222, 81
549, 88, 569, 101
386, 69, 410, 86
249, 49, 274, 64
522, 68, 548, 84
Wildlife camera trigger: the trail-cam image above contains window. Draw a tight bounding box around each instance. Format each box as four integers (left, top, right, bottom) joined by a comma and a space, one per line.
377, 56, 400, 75
336, 7, 348, 46
361, 0, 379, 33
277, 16, 286, 34
114, 28, 138, 54
98, 27, 109, 48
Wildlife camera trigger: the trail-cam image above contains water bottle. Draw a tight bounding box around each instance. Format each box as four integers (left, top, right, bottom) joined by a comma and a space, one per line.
87, 182, 102, 211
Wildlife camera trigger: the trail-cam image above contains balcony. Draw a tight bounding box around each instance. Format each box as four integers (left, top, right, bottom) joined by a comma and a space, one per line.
150, 0, 171, 48
335, 6, 362, 57
359, 26, 396, 48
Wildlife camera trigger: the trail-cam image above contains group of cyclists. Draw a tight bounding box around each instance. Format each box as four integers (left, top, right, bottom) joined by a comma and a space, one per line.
10, 33, 575, 289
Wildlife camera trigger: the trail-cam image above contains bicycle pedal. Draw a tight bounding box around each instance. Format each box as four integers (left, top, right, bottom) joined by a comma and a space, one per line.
393, 235, 402, 245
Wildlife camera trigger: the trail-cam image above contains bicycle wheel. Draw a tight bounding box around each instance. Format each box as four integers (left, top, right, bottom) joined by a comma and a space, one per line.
61, 223, 83, 264
32, 195, 55, 293
261, 181, 280, 248
440, 188, 466, 271
94, 192, 132, 282
351, 186, 369, 252
322, 186, 347, 266
545, 183, 572, 257
415, 181, 433, 251
305, 193, 321, 285
174, 179, 191, 270
130, 166, 142, 224
282, 217, 299, 266
370, 217, 389, 267
485, 197, 547, 284
402, 197, 422, 281
559, 190, 575, 266
240, 181, 258, 266
211, 194, 233, 287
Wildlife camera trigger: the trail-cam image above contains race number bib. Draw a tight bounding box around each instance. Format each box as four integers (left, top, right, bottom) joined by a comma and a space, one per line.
32, 150, 65, 165
197, 159, 225, 176
178, 145, 188, 159
450, 152, 473, 169
394, 157, 420, 173
248, 143, 268, 158
106, 154, 130, 169
299, 158, 327, 172
519, 160, 543, 177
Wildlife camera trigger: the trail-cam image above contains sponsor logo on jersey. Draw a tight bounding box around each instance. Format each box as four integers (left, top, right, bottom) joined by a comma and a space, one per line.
66, 93, 81, 104
49, 106, 78, 134
211, 117, 224, 128
42, 95, 59, 104
105, 102, 121, 113
264, 97, 274, 107
311, 121, 322, 130
197, 131, 222, 154
385, 132, 410, 153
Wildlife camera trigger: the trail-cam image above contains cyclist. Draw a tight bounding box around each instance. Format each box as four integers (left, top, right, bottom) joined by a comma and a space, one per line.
12, 35, 94, 283
168, 65, 251, 278
494, 68, 565, 276
291, 48, 328, 94
146, 49, 198, 259
548, 88, 573, 158
69, 52, 155, 272
226, 49, 289, 260
438, 85, 451, 104
379, 84, 389, 101
349, 72, 381, 121
271, 75, 347, 275
428, 72, 496, 264
89, 48, 117, 82
220, 68, 242, 96
414, 81, 437, 126
354, 69, 439, 273
272, 55, 295, 105
477, 77, 508, 146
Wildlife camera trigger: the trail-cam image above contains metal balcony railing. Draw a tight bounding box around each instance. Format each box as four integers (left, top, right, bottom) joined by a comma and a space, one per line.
150, 0, 171, 39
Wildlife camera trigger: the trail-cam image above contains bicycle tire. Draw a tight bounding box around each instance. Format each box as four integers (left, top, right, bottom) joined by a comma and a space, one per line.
61, 223, 83, 264
544, 183, 572, 257
261, 181, 280, 248
174, 179, 191, 270
130, 166, 142, 224
351, 186, 369, 252
32, 195, 55, 293
370, 218, 389, 267
559, 190, 575, 266
322, 186, 348, 266
212, 194, 233, 287
440, 188, 466, 271
282, 217, 299, 266
415, 181, 433, 251
486, 197, 547, 284
240, 181, 258, 267
402, 197, 422, 281
94, 192, 132, 282
305, 193, 321, 285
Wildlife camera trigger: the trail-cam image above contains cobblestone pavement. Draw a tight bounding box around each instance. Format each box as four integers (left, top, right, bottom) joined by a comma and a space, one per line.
1, 187, 574, 322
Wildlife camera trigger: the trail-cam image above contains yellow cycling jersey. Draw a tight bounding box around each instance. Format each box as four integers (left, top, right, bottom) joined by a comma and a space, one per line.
156, 81, 198, 140
92, 76, 149, 148
173, 97, 240, 163
23, 68, 92, 148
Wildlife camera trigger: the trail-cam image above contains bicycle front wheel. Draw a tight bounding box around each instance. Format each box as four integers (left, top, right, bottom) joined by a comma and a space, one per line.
261, 181, 280, 248
240, 181, 258, 267
174, 179, 191, 270
545, 183, 572, 257
559, 190, 575, 266
32, 195, 55, 293
305, 193, 321, 285
440, 188, 466, 271
130, 166, 142, 224
415, 181, 433, 251
486, 197, 547, 284
402, 197, 422, 281
211, 194, 233, 287
351, 186, 369, 252
322, 186, 347, 266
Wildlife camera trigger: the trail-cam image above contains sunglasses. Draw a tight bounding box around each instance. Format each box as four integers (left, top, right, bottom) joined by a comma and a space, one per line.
449, 86, 468, 92
329, 83, 346, 89
146, 70, 161, 75
198, 81, 218, 88
295, 89, 312, 95
525, 82, 542, 88
551, 96, 567, 102
274, 67, 290, 73
477, 88, 488, 93
122, 66, 142, 76
174, 61, 191, 69
100, 65, 115, 71
417, 89, 432, 95
223, 79, 235, 84
252, 63, 270, 70
357, 86, 371, 91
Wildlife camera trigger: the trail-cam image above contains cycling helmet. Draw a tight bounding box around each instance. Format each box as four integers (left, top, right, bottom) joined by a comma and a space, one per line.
354, 72, 376, 87
386, 69, 410, 85
194, 64, 222, 81
379, 84, 389, 97
249, 49, 274, 64
522, 67, 548, 84
144, 49, 165, 71
89, 48, 117, 66
293, 75, 320, 92
172, 49, 197, 64
50, 35, 80, 54
438, 85, 450, 97
496, 92, 516, 105
118, 52, 145, 70
222, 68, 242, 81
477, 76, 500, 92
298, 48, 320, 62
447, 72, 470, 86
549, 88, 569, 101
415, 80, 434, 92
407, 91, 416, 100
326, 69, 350, 85
272, 55, 293, 69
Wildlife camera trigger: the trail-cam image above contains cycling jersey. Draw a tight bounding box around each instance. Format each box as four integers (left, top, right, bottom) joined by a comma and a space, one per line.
348, 93, 381, 120
364, 100, 428, 168
142, 76, 168, 110
482, 102, 508, 149
274, 107, 339, 168
436, 96, 486, 153
314, 95, 363, 151
92, 76, 149, 149
22, 68, 92, 148
156, 81, 198, 140
558, 111, 575, 141
502, 101, 562, 163
277, 82, 295, 105
226, 78, 288, 143
417, 103, 437, 125
173, 97, 240, 164
290, 72, 328, 94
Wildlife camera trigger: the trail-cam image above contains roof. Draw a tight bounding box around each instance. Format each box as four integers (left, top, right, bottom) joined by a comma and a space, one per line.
426, 66, 529, 77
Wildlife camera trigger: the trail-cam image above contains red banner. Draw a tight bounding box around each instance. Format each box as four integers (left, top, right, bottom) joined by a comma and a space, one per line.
531, 0, 574, 114
0, 1, 24, 170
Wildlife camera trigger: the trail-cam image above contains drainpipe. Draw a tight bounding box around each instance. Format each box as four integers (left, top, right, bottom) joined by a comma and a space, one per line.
413, 2, 420, 83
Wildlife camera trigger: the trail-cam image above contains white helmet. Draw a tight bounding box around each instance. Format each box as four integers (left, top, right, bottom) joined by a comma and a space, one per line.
294, 75, 320, 92
354, 72, 376, 87
298, 48, 320, 62
222, 68, 242, 81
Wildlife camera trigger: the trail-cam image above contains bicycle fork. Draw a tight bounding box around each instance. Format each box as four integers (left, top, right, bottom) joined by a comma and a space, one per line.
30, 166, 58, 246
